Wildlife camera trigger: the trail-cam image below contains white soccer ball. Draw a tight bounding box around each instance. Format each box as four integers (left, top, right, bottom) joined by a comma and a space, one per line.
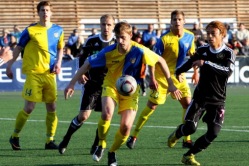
116, 75, 137, 96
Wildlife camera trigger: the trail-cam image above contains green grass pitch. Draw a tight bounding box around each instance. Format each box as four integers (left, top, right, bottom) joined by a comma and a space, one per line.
0, 86, 248, 166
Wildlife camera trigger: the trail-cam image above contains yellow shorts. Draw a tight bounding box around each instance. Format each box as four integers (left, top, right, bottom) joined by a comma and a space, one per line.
102, 85, 140, 113
149, 74, 191, 105
22, 73, 57, 103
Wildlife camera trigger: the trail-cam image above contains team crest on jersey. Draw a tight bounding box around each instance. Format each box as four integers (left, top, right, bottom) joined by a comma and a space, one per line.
54, 33, 59, 38
184, 43, 190, 48
217, 53, 225, 59
91, 54, 97, 59
203, 52, 207, 56
130, 58, 136, 64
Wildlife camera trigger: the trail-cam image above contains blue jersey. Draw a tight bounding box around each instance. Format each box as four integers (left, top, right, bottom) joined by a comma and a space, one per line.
88, 41, 159, 87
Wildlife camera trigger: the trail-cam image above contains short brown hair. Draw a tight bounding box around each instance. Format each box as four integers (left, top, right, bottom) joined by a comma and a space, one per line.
171, 10, 185, 20
37, 1, 52, 13
206, 21, 227, 37
114, 21, 132, 35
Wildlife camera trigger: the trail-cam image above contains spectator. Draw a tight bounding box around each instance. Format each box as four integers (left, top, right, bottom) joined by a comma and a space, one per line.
132, 25, 140, 41
147, 36, 157, 50
132, 32, 143, 44
0, 29, 11, 47
191, 22, 206, 47
241, 38, 249, 56
142, 24, 156, 47
235, 23, 249, 45
67, 28, 79, 49
63, 45, 74, 60
234, 23, 249, 55
11, 25, 22, 43
156, 29, 162, 40
70, 35, 84, 57
223, 23, 234, 49
88, 28, 98, 37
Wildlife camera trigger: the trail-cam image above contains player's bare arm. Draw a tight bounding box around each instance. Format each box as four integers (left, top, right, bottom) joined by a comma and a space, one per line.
148, 66, 158, 90
64, 59, 91, 99
53, 48, 63, 74
191, 66, 200, 85
6, 45, 23, 79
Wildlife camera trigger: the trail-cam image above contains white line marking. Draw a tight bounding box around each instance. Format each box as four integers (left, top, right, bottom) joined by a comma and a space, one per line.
1, 118, 249, 133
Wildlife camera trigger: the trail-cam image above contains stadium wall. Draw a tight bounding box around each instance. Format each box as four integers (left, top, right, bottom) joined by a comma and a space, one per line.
0, 0, 248, 40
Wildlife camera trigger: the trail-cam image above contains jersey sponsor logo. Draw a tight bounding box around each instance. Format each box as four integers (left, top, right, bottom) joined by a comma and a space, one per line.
112, 60, 120, 63
54, 32, 59, 38
130, 58, 136, 64
34, 33, 42, 36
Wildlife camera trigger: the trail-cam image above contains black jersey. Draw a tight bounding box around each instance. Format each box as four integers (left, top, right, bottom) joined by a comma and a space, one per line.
176, 44, 236, 105
78, 33, 116, 85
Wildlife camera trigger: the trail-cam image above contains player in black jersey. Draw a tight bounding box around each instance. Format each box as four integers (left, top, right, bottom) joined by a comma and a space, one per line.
167, 21, 235, 165
58, 14, 116, 155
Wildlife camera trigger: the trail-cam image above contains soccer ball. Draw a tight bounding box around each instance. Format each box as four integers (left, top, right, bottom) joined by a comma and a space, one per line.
116, 75, 137, 96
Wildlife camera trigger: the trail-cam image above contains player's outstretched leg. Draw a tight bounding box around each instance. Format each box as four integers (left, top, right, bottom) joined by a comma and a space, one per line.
90, 128, 99, 154
58, 117, 82, 154
9, 136, 21, 150
108, 151, 117, 166
92, 146, 105, 162
126, 136, 137, 149
168, 128, 179, 148
181, 154, 200, 165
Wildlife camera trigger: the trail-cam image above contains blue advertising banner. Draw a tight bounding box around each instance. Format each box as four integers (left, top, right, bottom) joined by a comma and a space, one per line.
0, 57, 248, 91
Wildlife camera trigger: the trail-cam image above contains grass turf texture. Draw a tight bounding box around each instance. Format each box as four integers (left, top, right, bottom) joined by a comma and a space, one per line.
0, 86, 248, 166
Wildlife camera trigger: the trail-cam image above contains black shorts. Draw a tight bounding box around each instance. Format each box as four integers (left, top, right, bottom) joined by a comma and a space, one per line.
80, 81, 102, 112
185, 100, 225, 126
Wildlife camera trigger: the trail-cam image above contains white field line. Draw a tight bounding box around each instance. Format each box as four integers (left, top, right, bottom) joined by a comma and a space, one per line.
1, 118, 249, 133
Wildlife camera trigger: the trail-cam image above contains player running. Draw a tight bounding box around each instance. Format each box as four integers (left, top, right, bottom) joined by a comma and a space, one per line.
64, 21, 182, 166
58, 14, 116, 155
127, 10, 199, 149
167, 20, 235, 165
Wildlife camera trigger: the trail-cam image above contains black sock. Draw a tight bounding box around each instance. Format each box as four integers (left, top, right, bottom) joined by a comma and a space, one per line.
64, 116, 82, 140
91, 128, 99, 147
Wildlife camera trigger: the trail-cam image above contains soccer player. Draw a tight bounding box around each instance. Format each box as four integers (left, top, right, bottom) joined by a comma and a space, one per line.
167, 21, 235, 165
58, 14, 116, 155
126, 10, 199, 149
64, 21, 182, 166
6, 1, 64, 150
0, 46, 12, 66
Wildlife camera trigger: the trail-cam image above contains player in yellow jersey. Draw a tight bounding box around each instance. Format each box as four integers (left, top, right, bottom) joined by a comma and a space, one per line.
6, 1, 64, 150
63, 21, 182, 166
127, 10, 199, 149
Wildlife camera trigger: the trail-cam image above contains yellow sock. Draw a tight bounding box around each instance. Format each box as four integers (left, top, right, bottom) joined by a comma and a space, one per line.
12, 110, 30, 138
109, 129, 128, 152
182, 109, 191, 141
46, 112, 58, 143
98, 118, 111, 148
132, 106, 154, 137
